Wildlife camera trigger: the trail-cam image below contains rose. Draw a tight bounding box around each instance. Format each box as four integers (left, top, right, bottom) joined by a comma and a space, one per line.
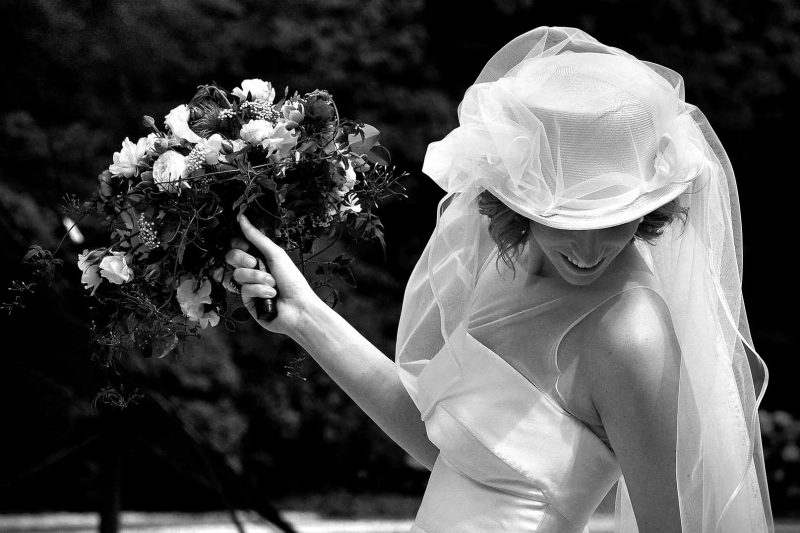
175, 277, 220, 329
108, 137, 147, 177
99, 251, 134, 284
232, 79, 275, 103
239, 119, 274, 146
263, 123, 298, 159
152, 150, 189, 194
304, 90, 334, 121
165, 104, 203, 144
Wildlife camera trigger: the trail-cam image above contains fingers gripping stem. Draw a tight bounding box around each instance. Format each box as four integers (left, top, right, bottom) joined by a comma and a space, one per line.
254, 257, 278, 321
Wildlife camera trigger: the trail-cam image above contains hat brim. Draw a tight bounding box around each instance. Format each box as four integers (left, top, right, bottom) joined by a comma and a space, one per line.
517, 181, 692, 230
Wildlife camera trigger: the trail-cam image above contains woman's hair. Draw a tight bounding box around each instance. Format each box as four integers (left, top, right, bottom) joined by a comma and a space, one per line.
477, 190, 688, 273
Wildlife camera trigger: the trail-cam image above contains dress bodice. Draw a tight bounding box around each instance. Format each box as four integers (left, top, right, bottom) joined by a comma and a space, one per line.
400, 243, 663, 532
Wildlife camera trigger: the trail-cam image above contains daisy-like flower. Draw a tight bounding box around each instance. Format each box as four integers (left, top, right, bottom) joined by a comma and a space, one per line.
232, 79, 275, 103
109, 137, 148, 178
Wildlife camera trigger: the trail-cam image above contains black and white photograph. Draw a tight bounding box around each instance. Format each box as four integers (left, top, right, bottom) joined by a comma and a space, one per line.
0, 1, 797, 532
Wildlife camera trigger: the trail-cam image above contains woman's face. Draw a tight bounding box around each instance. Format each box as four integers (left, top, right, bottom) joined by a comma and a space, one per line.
527, 218, 641, 286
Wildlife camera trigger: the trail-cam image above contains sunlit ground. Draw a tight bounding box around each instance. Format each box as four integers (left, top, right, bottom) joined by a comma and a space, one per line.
0, 513, 798, 533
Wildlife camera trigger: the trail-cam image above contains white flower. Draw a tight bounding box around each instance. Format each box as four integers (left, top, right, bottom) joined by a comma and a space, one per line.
197, 133, 224, 165
78, 248, 105, 295
165, 104, 203, 144
78, 248, 104, 272
331, 160, 357, 197
232, 79, 275, 103
99, 251, 134, 285
109, 137, 147, 177
263, 122, 298, 159
281, 101, 305, 128
81, 265, 102, 295
341, 162, 357, 192
198, 310, 220, 329
339, 193, 362, 216
144, 133, 162, 156
152, 150, 189, 194
176, 277, 219, 329
239, 119, 274, 146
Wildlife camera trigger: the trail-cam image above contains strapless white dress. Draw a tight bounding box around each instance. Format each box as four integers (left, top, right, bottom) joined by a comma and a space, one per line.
399, 247, 661, 532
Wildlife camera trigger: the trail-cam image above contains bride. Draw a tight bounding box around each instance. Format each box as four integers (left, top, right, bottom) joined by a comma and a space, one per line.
226, 27, 773, 532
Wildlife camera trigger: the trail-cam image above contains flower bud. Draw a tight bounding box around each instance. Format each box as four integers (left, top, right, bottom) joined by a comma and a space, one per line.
142, 115, 156, 129
154, 138, 170, 153
97, 170, 116, 200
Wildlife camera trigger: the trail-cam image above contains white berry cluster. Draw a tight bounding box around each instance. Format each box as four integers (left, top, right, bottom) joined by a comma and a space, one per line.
185, 144, 210, 174
138, 213, 161, 250
241, 100, 280, 122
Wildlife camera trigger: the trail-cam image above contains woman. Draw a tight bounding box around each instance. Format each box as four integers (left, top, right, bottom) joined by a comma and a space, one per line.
227, 27, 773, 532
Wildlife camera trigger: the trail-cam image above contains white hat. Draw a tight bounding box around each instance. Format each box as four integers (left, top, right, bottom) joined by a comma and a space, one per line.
423, 43, 709, 229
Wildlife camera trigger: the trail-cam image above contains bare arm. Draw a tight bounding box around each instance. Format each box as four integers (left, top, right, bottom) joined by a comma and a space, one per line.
587, 289, 682, 533
227, 215, 439, 470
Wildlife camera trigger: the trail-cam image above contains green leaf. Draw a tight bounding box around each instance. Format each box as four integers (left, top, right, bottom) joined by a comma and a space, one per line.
23, 245, 44, 262
366, 144, 390, 166
153, 332, 179, 359
348, 124, 381, 155
127, 192, 145, 206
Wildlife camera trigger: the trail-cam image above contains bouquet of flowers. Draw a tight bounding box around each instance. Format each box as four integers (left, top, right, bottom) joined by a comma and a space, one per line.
11, 78, 405, 362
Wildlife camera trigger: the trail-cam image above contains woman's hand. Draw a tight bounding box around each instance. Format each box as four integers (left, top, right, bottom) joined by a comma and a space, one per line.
225, 214, 323, 336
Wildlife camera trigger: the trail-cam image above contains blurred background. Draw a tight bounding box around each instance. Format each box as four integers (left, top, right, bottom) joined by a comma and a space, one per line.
1, 0, 797, 531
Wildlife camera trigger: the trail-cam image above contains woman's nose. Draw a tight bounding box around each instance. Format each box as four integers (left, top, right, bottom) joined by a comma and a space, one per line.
572, 230, 602, 259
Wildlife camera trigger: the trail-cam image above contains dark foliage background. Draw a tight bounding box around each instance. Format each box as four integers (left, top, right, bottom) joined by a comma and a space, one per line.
1, 0, 797, 516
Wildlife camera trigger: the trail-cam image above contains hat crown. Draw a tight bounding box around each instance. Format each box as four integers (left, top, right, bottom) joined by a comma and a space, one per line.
424, 33, 706, 229
501, 53, 677, 193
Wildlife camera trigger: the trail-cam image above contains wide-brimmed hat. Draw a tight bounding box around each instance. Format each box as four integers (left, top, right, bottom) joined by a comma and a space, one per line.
423, 40, 710, 230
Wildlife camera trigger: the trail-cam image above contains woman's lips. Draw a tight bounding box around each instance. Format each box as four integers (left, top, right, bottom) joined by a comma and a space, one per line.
560, 253, 605, 274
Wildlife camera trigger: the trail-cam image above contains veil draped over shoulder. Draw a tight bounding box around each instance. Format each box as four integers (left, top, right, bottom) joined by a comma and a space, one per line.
395, 27, 773, 532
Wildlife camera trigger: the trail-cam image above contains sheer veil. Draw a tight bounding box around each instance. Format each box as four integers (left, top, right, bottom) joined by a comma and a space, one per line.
395, 27, 773, 532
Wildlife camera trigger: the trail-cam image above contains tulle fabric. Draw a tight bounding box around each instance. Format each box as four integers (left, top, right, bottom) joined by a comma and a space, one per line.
396, 27, 772, 531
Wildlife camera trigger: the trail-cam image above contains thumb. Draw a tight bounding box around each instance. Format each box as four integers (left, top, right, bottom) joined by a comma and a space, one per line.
237, 215, 285, 267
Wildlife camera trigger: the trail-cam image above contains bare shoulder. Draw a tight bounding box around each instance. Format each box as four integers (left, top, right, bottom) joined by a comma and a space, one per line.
579, 287, 681, 382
